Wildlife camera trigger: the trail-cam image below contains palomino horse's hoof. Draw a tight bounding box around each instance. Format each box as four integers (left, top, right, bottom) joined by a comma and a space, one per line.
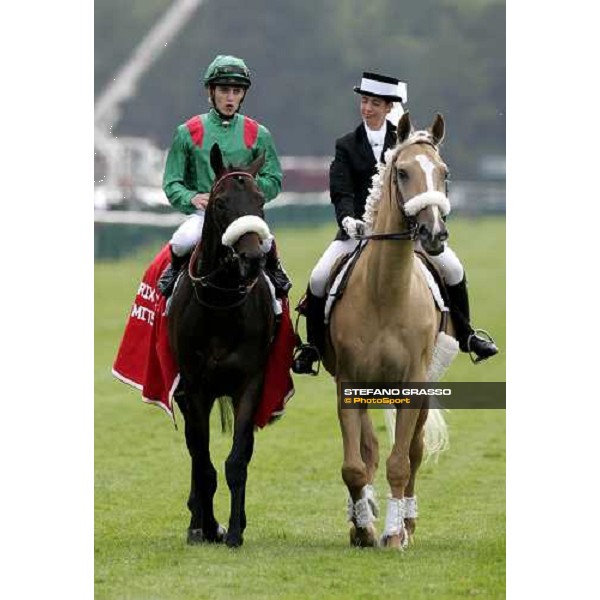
349, 524, 379, 548
187, 524, 227, 545
380, 529, 409, 550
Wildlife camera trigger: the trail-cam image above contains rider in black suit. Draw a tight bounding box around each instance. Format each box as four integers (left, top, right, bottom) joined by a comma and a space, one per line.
293, 72, 497, 375
330, 118, 397, 241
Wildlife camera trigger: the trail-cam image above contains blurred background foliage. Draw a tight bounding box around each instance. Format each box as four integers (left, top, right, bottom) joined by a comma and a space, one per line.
95, 0, 505, 177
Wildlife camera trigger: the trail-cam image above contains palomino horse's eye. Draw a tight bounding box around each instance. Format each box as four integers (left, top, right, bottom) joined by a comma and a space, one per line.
397, 169, 408, 182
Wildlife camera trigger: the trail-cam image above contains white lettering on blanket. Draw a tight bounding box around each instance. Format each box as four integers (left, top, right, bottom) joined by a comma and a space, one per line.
131, 303, 155, 326
137, 282, 157, 303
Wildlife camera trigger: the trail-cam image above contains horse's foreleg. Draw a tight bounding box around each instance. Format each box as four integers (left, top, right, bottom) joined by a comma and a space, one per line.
225, 377, 261, 548
360, 411, 379, 483
403, 407, 428, 539
359, 411, 380, 518
338, 398, 377, 547
180, 392, 223, 544
382, 406, 421, 549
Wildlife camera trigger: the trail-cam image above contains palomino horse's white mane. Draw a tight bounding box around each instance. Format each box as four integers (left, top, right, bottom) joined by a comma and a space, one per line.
363, 129, 438, 232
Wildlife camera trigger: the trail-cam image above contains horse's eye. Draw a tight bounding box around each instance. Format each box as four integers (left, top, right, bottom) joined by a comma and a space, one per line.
397, 169, 408, 182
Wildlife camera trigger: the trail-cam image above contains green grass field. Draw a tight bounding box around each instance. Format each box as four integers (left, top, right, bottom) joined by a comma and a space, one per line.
95, 217, 505, 599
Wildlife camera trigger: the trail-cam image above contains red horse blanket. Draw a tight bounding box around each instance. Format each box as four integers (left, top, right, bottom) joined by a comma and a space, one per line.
112, 245, 296, 427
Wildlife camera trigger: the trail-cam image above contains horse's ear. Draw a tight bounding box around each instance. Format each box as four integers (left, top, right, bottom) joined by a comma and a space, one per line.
248, 150, 265, 177
430, 113, 445, 146
210, 143, 225, 177
397, 111, 412, 144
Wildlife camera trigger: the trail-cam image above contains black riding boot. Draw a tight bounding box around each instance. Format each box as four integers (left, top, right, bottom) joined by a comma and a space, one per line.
158, 247, 187, 298
292, 287, 327, 375
265, 242, 292, 297
447, 276, 498, 363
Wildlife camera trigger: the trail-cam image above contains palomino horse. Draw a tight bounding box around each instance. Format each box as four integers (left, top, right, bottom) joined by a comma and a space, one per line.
323, 112, 456, 549
168, 144, 276, 548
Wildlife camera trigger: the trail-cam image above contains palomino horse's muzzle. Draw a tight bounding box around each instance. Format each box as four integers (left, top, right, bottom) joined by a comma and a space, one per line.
417, 218, 449, 256
403, 191, 451, 256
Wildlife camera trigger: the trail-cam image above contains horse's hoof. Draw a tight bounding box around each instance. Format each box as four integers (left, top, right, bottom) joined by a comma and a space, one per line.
380, 530, 409, 550
349, 524, 378, 548
187, 528, 204, 545
187, 524, 227, 545
225, 532, 244, 548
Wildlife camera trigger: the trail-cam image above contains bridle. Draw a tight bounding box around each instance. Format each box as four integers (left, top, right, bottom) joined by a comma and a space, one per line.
187, 170, 264, 309
357, 140, 443, 242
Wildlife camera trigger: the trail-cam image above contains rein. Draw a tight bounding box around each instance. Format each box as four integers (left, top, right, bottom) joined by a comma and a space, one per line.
357, 156, 418, 242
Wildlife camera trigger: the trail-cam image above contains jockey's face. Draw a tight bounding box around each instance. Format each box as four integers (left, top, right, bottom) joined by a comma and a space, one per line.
360, 95, 392, 130
211, 85, 246, 116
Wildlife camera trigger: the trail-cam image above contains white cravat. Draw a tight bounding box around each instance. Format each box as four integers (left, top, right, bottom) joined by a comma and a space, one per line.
364, 122, 386, 161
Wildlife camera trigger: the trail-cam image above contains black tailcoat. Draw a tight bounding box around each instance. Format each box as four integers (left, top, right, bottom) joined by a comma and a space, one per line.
329, 120, 397, 240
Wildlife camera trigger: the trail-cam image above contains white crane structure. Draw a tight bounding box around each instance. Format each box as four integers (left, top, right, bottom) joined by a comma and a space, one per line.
94, 0, 204, 208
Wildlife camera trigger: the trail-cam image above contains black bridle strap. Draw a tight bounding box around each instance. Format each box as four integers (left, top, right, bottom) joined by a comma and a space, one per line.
356, 229, 416, 241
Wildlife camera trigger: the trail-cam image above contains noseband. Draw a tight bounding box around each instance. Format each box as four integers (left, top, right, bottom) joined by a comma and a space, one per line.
187, 170, 263, 309
357, 141, 445, 242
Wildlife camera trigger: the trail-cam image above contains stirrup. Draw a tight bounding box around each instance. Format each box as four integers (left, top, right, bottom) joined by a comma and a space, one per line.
291, 343, 321, 376
467, 329, 498, 364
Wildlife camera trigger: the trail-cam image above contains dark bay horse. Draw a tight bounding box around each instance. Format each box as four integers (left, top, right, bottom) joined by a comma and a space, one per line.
324, 113, 455, 550
168, 144, 276, 548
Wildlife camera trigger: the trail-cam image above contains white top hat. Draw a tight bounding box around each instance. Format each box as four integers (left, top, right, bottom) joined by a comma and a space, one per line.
354, 71, 408, 104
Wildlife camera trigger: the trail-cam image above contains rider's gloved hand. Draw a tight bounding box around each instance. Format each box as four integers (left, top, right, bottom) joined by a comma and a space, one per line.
342, 216, 366, 239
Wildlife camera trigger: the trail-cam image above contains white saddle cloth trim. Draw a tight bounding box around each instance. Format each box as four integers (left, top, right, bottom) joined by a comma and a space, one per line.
262, 272, 282, 315
324, 241, 367, 324
417, 259, 447, 312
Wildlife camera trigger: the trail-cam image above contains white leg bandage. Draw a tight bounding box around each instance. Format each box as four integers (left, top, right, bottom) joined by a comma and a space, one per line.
383, 497, 405, 537
347, 485, 377, 527
421, 243, 464, 286
403, 496, 418, 519
170, 211, 205, 257
309, 239, 359, 297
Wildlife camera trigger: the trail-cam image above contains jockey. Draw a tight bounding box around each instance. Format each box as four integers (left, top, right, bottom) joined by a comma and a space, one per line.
293, 72, 498, 375
158, 54, 291, 298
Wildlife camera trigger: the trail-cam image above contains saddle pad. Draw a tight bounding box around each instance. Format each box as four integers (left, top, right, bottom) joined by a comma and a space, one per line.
324, 244, 449, 325
324, 241, 367, 324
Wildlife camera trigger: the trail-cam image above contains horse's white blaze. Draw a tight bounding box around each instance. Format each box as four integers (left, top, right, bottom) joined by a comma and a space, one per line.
415, 154, 436, 191
431, 205, 441, 236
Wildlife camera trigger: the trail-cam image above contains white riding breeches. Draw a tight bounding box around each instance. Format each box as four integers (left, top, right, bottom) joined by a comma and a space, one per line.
309, 239, 465, 298
170, 211, 205, 257
417, 242, 464, 286
309, 238, 359, 297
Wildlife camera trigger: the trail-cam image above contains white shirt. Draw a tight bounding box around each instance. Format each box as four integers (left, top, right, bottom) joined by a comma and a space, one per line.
364, 121, 386, 161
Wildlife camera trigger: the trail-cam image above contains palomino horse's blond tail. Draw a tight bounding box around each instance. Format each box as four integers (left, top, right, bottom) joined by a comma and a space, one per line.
384, 407, 449, 462
383, 328, 457, 460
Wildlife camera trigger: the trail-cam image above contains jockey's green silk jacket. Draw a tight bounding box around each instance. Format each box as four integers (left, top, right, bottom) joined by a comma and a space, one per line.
163, 109, 282, 215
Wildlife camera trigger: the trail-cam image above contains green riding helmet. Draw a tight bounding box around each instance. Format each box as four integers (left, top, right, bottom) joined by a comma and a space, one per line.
203, 55, 251, 88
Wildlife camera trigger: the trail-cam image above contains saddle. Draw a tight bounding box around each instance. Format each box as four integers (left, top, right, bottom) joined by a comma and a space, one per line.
324, 245, 451, 332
